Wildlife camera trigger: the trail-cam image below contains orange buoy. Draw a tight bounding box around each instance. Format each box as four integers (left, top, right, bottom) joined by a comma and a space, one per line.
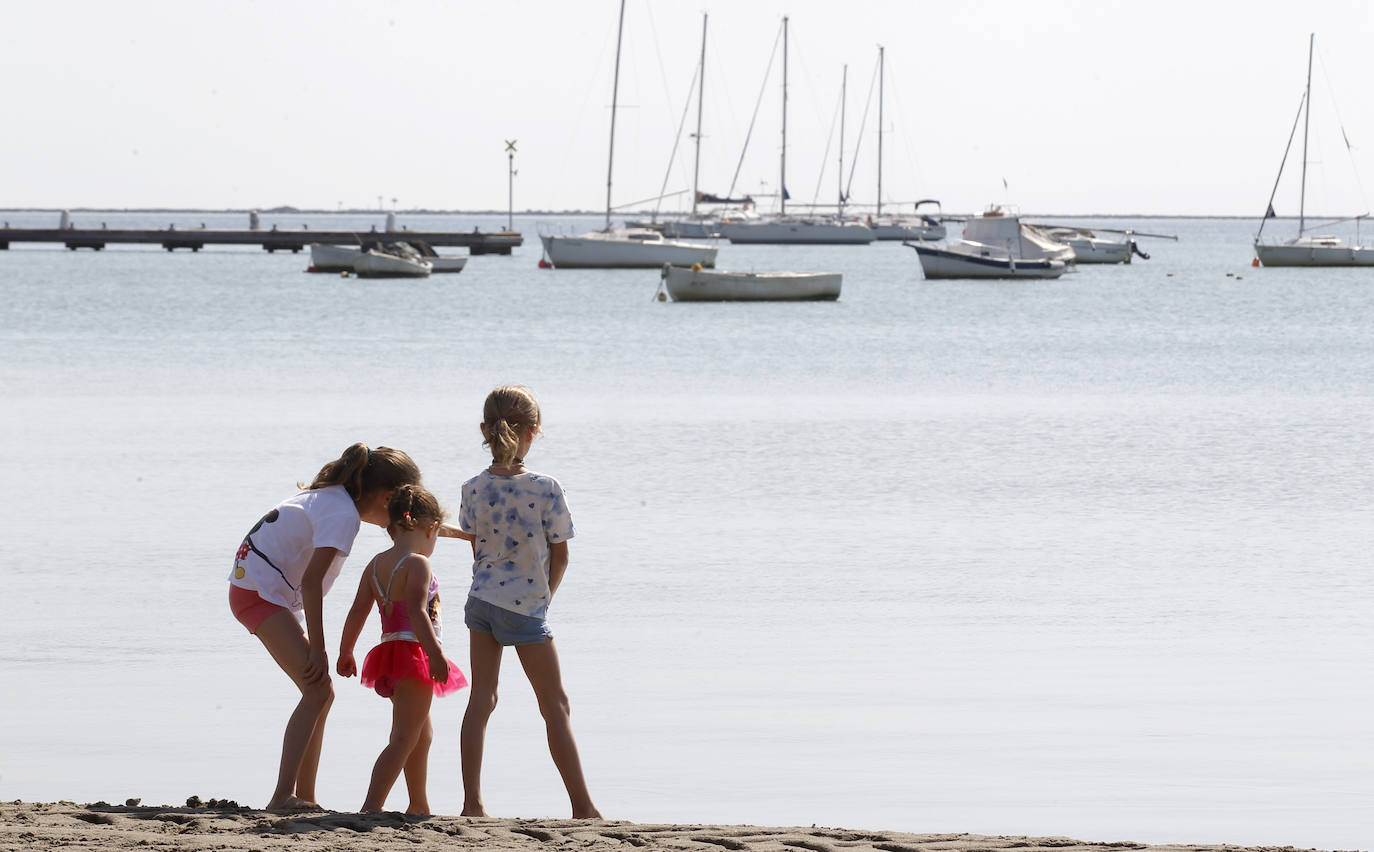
1251, 257, 1260, 267
538, 258, 552, 269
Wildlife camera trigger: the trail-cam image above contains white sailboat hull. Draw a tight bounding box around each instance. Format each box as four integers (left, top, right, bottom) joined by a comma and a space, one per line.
540, 232, 717, 269
910, 243, 1066, 280
721, 219, 875, 245
1254, 240, 1374, 266
661, 265, 841, 301
871, 220, 946, 241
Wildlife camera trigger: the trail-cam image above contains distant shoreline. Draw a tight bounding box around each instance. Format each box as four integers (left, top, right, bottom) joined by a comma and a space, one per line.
0, 207, 1281, 221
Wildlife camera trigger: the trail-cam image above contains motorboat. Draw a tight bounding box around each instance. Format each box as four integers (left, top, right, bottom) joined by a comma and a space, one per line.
541, 228, 716, 269
907, 210, 1067, 279
540, 0, 715, 269
309, 243, 361, 272
1035, 227, 1133, 263
407, 240, 468, 273
351, 249, 431, 278
721, 217, 874, 245
659, 263, 840, 301
1254, 34, 1374, 267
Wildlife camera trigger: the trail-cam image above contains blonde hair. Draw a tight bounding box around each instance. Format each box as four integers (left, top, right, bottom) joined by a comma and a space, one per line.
305, 443, 421, 500
482, 385, 542, 465
386, 484, 448, 532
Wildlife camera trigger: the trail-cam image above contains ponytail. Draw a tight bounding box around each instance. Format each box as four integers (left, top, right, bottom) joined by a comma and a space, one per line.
307, 443, 421, 500
387, 484, 447, 532
482, 385, 542, 465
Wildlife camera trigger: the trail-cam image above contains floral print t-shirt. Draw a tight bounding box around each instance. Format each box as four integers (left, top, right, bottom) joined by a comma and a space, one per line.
458, 469, 574, 618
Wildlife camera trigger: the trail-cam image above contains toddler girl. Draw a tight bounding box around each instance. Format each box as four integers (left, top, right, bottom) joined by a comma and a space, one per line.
338, 485, 468, 814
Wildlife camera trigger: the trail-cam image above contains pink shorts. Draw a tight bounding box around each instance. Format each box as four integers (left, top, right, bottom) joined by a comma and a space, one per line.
229, 584, 287, 634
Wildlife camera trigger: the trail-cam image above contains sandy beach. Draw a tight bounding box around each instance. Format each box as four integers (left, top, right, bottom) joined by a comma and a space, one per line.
0, 801, 1346, 852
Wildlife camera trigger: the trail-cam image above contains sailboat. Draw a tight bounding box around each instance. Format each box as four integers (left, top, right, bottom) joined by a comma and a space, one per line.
1254, 34, 1374, 267
867, 47, 945, 241
539, 0, 717, 270
720, 17, 875, 246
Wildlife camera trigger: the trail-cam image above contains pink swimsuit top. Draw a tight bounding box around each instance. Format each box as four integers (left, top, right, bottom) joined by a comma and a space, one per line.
372, 553, 443, 642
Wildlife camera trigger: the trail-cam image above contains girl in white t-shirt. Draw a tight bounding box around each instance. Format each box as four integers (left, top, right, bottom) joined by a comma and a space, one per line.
229, 443, 422, 812
456, 386, 601, 819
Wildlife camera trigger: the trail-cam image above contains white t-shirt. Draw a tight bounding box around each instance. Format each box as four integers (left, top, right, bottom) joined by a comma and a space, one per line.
458, 470, 574, 618
229, 484, 362, 611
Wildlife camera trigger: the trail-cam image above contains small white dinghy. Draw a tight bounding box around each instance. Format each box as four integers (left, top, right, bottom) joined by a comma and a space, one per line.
352, 249, 432, 278
659, 264, 841, 302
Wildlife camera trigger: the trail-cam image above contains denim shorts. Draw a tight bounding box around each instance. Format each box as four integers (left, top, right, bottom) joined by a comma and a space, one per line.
464, 596, 553, 646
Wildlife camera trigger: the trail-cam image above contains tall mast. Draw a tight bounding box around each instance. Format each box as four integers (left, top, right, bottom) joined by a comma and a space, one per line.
605, 0, 627, 231
692, 13, 707, 218
838, 64, 847, 216
877, 45, 884, 217
781, 16, 788, 217
1298, 32, 1313, 235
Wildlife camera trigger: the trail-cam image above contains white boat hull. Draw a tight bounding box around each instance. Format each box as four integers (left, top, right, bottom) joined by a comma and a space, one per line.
1065, 238, 1131, 263
309, 244, 361, 272
661, 265, 841, 301
540, 232, 716, 269
427, 255, 468, 273
871, 221, 946, 241
352, 251, 432, 278
1254, 241, 1374, 266
910, 244, 1066, 280
721, 219, 875, 244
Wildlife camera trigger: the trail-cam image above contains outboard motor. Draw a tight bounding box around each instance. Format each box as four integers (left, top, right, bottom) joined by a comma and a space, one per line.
1130, 239, 1150, 261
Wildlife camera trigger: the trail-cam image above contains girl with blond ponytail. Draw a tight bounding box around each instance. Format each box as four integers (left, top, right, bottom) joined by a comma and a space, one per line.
456, 386, 601, 819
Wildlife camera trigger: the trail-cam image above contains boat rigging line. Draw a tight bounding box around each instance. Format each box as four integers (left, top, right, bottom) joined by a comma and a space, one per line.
726, 20, 784, 201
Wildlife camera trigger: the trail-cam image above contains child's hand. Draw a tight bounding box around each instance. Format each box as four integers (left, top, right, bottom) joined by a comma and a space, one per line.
428, 653, 450, 684
337, 652, 357, 678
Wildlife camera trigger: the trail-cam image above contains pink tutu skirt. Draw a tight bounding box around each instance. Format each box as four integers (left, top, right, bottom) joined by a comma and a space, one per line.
360, 640, 468, 698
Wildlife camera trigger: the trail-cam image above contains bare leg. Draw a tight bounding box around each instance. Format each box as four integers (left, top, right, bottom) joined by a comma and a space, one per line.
515, 639, 601, 819
460, 630, 503, 817
295, 694, 332, 805
403, 715, 434, 814
255, 608, 334, 811
362, 678, 433, 812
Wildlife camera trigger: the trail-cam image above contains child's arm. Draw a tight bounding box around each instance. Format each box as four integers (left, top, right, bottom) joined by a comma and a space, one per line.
548, 541, 569, 599
437, 523, 474, 541
337, 565, 375, 678
301, 546, 340, 685
402, 556, 450, 684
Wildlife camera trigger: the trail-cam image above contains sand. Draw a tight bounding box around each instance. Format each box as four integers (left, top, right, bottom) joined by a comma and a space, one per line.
0, 801, 1343, 852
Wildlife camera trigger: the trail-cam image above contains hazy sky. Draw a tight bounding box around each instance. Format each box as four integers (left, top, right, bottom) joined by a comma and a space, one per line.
5, 0, 1374, 215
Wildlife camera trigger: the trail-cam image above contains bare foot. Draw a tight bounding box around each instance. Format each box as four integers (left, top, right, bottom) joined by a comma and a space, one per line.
267, 795, 320, 812
572, 805, 603, 820
460, 805, 490, 817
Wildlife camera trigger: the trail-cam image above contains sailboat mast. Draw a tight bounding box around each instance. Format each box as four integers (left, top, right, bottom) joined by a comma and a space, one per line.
692, 14, 707, 218
605, 0, 627, 232
1299, 32, 1313, 236
781, 15, 788, 217
838, 64, 846, 216
877, 45, 884, 218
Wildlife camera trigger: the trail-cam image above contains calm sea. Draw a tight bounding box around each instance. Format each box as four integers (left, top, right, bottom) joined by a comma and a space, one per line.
0, 211, 1369, 849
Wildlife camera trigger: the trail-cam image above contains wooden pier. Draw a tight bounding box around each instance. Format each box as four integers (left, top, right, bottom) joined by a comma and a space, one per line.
0, 226, 523, 255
